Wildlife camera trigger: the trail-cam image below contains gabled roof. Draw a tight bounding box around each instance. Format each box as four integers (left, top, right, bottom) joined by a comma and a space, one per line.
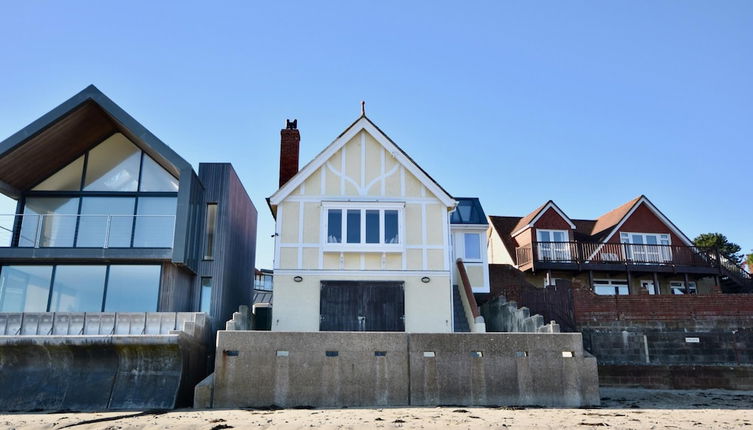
488, 215, 524, 259
451, 197, 488, 225
510, 200, 576, 237
268, 114, 456, 208
591, 195, 695, 247
488, 196, 696, 254
589, 195, 643, 239
0, 85, 192, 198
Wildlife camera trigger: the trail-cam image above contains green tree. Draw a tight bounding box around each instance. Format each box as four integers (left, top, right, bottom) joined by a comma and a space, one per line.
693, 233, 743, 265
746, 252, 753, 269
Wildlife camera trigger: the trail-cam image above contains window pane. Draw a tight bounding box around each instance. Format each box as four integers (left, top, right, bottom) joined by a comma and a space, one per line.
365, 210, 379, 243
464, 233, 481, 260
140, 156, 179, 192
552, 231, 567, 242
384, 210, 399, 244
204, 204, 218, 259
133, 197, 177, 247
49, 265, 107, 312
346, 210, 360, 243
538, 231, 551, 242
631, 234, 644, 244
594, 285, 614, 295
84, 134, 141, 192
645, 235, 658, 245
327, 209, 342, 243
77, 197, 135, 247
200, 277, 212, 314
20, 198, 79, 247
32, 156, 84, 191
0, 266, 52, 312
104, 265, 160, 312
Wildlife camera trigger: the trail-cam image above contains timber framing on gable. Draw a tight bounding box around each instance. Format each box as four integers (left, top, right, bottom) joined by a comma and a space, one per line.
268, 115, 456, 208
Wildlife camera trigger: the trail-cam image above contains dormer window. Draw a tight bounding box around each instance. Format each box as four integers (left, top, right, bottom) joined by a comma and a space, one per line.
323, 202, 403, 251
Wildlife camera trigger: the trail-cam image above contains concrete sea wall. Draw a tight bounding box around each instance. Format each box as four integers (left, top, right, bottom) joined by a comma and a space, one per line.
0, 312, 209, 411
202, 331, 599, 408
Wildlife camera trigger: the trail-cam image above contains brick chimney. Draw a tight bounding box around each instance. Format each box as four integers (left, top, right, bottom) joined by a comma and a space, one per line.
279, 119, 300, 187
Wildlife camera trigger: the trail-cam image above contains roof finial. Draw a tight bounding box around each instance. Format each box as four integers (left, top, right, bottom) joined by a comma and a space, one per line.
361, 100, 366, 116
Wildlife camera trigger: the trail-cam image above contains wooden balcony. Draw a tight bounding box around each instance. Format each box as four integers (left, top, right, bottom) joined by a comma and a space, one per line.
515, 241, 725, 275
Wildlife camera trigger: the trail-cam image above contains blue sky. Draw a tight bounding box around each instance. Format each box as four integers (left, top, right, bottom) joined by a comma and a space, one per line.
0, 1, 751, 267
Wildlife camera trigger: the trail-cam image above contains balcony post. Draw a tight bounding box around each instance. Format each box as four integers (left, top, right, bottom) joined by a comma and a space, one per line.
684, 273, 690, 294
34, 215, 43, 248
653, 272, 660, 295
103, 215, 112, 249
10, 199, 23, 247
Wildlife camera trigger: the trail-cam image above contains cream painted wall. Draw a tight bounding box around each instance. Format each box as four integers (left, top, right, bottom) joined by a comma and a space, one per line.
272, 272, 453, 333
275, 130, 452, 272
488, 227, 515, 265
451, 226, 490, 293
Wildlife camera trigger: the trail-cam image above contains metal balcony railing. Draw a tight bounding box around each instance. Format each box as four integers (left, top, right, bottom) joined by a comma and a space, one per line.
516, 241, 719, 268
0, 214, 175, 249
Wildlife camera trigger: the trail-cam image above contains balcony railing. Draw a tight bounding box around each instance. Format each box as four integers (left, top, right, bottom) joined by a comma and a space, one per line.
516, 241, 717, 268
0, 214, 175, 249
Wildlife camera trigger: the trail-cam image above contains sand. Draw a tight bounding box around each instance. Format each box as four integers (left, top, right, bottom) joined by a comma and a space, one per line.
2, 388, 752, 429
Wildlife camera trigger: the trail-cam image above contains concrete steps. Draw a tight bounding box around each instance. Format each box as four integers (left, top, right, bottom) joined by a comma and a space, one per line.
452, 285, 470, 332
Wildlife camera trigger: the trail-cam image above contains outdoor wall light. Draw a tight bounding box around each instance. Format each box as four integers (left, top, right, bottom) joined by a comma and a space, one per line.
421, 276, 431, 283
293, 276, 303, 282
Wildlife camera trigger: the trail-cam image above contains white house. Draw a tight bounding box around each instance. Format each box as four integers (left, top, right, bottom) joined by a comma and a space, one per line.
267, 112, 489, 332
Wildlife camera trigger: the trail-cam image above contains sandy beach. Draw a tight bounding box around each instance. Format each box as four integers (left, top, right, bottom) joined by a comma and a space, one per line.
2, 388, 752, 430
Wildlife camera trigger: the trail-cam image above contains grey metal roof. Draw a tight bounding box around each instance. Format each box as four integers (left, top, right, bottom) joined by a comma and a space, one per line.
450, 197, 488, 225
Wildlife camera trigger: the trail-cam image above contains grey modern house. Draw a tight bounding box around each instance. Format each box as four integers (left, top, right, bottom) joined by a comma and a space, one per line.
0, 85, 257, 331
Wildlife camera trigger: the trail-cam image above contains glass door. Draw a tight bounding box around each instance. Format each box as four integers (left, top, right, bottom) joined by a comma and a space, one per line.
537, 230, 570, 261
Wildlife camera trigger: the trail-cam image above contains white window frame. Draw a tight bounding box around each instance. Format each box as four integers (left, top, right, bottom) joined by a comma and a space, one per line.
462, 232, 482, 262
620, 232, 672, 263
640, 280, 659, 295
593, 279, 629, 295
670, 281, 697, 295
536, 229, 571, 261
321, 201, 404, 253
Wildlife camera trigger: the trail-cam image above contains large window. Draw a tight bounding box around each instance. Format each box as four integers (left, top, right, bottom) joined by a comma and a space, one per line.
464, 233, 481, 261
323, 203, 402, 251
0, 264, 161, 312
670, 281, 697, 295
536, 229, 571, 261
200, 277, 212, 314
17, 133, 178, 248
0, 266, 53, 312
593, 279, 629, 295
204, 204, 218, 260
620, 232, 671, 263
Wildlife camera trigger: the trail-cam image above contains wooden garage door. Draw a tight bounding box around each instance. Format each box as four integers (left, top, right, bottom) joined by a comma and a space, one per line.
319, 281, 405, 331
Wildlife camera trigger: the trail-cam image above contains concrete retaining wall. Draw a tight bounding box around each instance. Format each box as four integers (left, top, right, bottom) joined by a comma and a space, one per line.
598, 364, 753, 390
0, 312, 209, 411
204, 331, 599, 408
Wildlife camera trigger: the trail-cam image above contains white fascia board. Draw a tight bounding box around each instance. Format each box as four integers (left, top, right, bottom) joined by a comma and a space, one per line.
598, 197, 694, 247
509, 201, 575, 238
451, 224, 489, 231
269, 117, 456, 208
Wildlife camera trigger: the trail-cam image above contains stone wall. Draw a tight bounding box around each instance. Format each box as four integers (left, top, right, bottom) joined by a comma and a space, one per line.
200, 331, 599, 408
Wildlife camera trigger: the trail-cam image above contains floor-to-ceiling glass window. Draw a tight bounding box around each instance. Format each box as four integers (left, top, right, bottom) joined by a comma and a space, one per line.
17, 133, 178, 248
0, 264, 162, 312
104, 265, 161, 312
0, 265, 53, 312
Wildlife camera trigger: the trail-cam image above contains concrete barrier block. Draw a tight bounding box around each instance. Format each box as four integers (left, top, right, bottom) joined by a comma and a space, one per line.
194, 373, 214, 408
4, 313, 22, 335
37, 313, 54, 335
212, 331, 409, 408
20, 313, 41, 335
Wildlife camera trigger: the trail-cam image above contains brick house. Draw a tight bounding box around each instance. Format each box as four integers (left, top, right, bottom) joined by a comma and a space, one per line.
488, 195, 752, 296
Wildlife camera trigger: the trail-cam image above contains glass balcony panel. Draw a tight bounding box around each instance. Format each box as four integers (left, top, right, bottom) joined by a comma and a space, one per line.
77, 197, 136, 247
20, 198, 79, 247
133, 197, 177, 247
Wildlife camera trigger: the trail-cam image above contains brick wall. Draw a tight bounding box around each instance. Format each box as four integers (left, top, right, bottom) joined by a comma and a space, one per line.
571, 279, 753, 326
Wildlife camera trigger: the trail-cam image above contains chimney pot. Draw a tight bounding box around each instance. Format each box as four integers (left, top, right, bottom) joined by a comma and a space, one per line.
279, 119, 300, 187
